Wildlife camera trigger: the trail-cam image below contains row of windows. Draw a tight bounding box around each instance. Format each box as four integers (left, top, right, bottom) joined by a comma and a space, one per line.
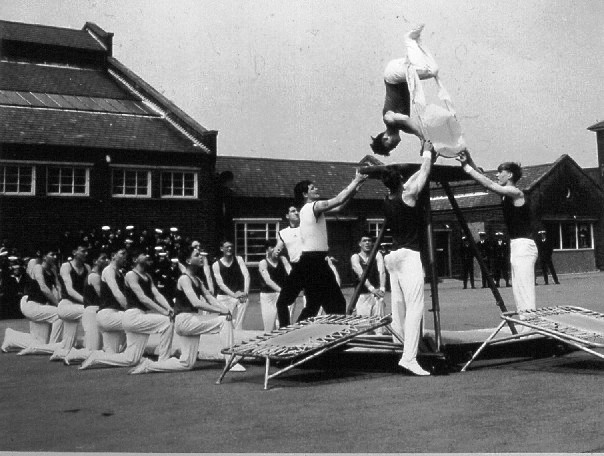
0, 164, 198, 198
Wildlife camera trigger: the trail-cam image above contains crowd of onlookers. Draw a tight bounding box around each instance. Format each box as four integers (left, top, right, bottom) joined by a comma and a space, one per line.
0, 225, 209, 319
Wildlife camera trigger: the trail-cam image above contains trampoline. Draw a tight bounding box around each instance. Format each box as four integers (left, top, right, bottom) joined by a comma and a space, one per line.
462, 306, 604, 371
216, 314, 396, 389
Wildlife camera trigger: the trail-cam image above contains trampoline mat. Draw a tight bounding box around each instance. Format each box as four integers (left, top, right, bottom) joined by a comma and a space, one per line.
223, 314, 390, 360
509, 306, 604, 347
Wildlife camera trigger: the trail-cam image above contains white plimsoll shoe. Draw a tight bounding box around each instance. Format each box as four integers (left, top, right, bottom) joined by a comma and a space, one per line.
79, 352, 97, 370
399, 359, 430, 376
128, 358, 152, 375
230, 363, 246, 372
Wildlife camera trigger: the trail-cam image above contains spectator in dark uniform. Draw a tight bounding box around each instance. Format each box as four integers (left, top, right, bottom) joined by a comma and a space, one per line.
492, 232, 511, 287
536, 230, 560, 285
476, 231, 492, 288
460, 235, 475, 289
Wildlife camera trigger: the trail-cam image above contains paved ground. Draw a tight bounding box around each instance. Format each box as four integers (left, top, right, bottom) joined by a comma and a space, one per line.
1, 272, 603, 453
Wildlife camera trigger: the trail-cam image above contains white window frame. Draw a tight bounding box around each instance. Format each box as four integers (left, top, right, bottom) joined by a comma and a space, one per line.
46, 166, 90, 197
160, 170, 198, 199
233, 218, 282, 265
111, 168, 152, 198
0, 163, 36, 195
367, 218, 393, 252
553, 221, 595, 251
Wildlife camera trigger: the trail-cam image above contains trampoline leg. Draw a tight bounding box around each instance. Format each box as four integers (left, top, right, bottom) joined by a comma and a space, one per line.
263, 357, 271, 390
461, 320, 507, 372
216, 353, 237, 385
384, 324, 405, 347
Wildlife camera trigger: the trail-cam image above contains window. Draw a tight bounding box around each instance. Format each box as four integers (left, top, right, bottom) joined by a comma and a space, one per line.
234, 220, 280, 264
367, 219, 393, 253
161, 171, 197, 198
47, 167, 89, 196
0, 164, 35, 195
112, 169, 151, 198
548, 222, 593, 250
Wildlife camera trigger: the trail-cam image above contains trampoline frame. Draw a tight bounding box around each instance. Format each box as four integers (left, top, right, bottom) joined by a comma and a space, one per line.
461, 306, 604, 371
216, 314, 398, 389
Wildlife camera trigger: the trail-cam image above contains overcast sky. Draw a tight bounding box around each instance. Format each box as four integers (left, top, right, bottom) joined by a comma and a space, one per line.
3, 0, 603, 169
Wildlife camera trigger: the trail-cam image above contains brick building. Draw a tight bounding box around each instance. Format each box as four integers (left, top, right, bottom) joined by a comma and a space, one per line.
0, 20, 219, 254
217, 153, 604, 285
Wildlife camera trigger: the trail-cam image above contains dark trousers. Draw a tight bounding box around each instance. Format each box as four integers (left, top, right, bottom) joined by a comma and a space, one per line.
540, 257, 559, 284
276, 252, 345, 327
493, 259, 510, 286
462, 260, 474, 289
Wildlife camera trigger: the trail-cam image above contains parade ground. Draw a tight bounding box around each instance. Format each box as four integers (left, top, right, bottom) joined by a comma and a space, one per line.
1, 272, 603, 454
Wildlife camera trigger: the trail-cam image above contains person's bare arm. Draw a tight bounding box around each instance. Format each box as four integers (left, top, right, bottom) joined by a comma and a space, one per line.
60, 262, 85, 303
202, 257, 215, 295
125, 272, 169, 315
179, 275, 230, 314
458, 150, 524, 199
280, 255, 292, 274
314, 170, 368, 215
404, 140, 435, 200
237, 256, 250, 301
104, 268, 128, 309
33, 265, 58, 306
89, 273, 102, 296
259, 259, 281, 293
151, 280, 173, 312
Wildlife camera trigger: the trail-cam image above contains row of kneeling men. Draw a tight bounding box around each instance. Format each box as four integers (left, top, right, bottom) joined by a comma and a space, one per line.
1, 244, 248, 374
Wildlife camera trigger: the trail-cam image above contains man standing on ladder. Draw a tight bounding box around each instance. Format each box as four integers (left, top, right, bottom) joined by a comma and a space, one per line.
381, 140, 436, 376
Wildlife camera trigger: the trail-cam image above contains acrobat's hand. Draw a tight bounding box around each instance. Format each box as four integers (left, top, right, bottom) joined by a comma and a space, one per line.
456, 149, 469, 166
354, 169, 369, 185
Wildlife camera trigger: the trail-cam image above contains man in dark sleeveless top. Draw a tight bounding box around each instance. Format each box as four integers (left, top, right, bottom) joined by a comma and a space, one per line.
350, 232, 386, 321
51, 244, 91, 360
80, 251, 174, 370
2, 248, 64, 353
64, 251, 109, 364
382, 140, 435, 376
128, 246, 243, 374
459, 151, 538, 313
212, 240, 250, 330
258, 239, 290, 332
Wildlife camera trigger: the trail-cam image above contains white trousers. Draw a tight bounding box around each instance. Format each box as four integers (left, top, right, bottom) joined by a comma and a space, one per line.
356, 293, 386, 335
140, 312, 232, 373
217, 295, 248, 330
83, 308, 173, 368
2, 297, 64, 353
52, 299, 85, 358
384, 248, 425, 364
260, 292, 279, 332
510, 238, 538, 313
63, 306, 102, 363
96, 308, 126, 353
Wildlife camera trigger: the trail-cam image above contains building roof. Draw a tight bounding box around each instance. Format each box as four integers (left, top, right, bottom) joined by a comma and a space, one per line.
0, 21, 214, 155
216, 155, 387, 200
0, 106, 199, 152
587, 120, 604, 131
0, 61, 136, 99
0, 20, 104, 52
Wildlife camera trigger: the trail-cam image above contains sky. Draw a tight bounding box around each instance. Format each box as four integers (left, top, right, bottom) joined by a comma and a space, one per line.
2, 0, 603, 170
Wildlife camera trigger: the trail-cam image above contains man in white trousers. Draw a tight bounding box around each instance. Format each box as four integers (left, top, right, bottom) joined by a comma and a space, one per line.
50, 244, 91, 360
79, 251, 174, 370
2, 249, 63, 353
258, 240, 290, 332
212, 240, 250, 330
128, 247, 245, 374
458, 151, 538, 314
381, 140, 435, 376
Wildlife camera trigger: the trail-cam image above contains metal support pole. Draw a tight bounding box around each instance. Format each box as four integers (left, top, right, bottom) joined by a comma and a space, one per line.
422, 186, 443, 353
346, 221, 388, 315
440, 181, 516, 334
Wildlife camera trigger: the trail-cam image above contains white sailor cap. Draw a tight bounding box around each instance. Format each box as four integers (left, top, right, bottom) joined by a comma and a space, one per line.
538, 230, 546, 234
170, 258, 179, 263
154, 246, 163, 252
8, 255, 18, 262
125, 225, 134, 231
102, 225, 111, 231
155, 228, 163, 234
191, 240, 201, 248
495, 231, 503, 236
170, 227, 178, 233
479, 231, 486, 235
125, 238, 134, 244
159, 252, 168, 257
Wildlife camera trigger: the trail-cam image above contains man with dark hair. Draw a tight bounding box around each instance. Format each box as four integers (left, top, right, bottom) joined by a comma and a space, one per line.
350, 232, 386, 319
212, 239, 250, 330
275, 170, 367, 327
50, 244, 91, 361
381, 140, 435, 376
536, 230, 560, 285
459, 152, 538, 313
79, 251, 174, 370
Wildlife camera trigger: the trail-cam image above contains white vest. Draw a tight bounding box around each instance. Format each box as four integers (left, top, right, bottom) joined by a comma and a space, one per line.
300, 202, 328, 252
279, 226, 302, 263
